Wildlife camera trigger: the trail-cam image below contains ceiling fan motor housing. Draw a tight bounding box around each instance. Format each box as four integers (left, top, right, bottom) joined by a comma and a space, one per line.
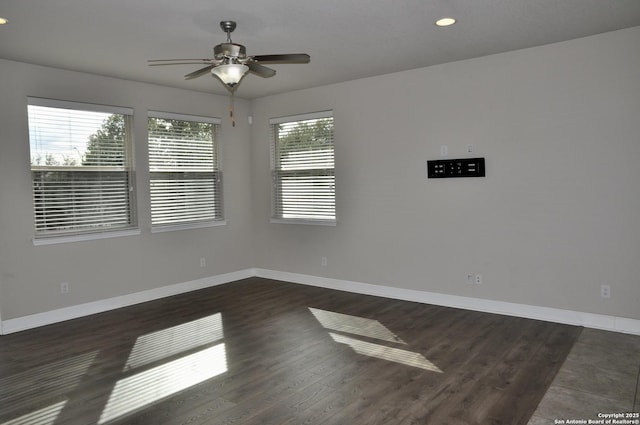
214, 43, 247, 61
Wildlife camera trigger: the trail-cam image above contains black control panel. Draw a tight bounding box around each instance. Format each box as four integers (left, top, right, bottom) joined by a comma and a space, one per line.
427, 158, 485, 178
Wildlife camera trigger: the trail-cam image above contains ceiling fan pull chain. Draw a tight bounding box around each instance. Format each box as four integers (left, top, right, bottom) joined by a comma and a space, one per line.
229, 92, 236, 127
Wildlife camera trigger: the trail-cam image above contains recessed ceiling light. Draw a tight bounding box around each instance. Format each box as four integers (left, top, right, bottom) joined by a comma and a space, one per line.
435, 17, 456, 27
0, 17, 8, 25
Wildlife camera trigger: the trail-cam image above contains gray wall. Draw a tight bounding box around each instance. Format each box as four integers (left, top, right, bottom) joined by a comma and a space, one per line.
1, 26, 639, 323
0, 60, 254, 320
250, 26, 640, 320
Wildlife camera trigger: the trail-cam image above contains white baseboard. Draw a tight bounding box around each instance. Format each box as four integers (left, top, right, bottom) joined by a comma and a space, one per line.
3, 268, 639, 336
0, 269, 254, 335
254, 269, 640, 336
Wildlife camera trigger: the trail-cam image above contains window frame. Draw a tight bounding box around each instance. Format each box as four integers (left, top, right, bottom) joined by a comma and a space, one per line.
147, 111, 225, 233
27, 97, 139, 245
270, 110, 336, 226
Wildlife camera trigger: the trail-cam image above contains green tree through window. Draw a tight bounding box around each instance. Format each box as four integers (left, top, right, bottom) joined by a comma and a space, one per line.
28, 98, 135, 237
148, 113, 223, 228
271, 112, 335, 223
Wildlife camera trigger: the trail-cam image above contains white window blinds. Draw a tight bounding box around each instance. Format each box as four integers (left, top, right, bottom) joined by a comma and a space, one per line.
27, 98, 135, 237
148, 112, 223, 228
270, 111, 335, 224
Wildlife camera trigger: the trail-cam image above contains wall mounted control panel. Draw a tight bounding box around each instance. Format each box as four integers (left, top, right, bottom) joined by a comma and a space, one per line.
427, 158, 485, 178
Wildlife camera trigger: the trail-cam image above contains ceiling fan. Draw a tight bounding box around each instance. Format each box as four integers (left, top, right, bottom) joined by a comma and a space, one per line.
148, 20, 310, 92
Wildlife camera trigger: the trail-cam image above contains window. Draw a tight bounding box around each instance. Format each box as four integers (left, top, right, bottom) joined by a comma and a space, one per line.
148, 112, 223, 230
28, 98, 136, 240
270, 111, 335, 224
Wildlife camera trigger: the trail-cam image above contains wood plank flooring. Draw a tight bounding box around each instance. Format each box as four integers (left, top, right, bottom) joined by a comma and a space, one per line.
528, 328, 640, 423
0, 277, 581, 425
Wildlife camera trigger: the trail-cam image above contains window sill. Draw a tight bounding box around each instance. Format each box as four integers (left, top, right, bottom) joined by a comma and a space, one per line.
151, 220, 227, 233
33, 228, 141, 246
270, 218, 336, 227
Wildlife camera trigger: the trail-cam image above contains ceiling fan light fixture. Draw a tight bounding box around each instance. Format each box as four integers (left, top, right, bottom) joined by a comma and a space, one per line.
0, 17, 8, 25
211, 63, 249, 89
435, 17, 456, 27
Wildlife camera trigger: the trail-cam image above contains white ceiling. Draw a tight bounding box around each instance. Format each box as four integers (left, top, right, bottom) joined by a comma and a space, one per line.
1, 0, 639, 99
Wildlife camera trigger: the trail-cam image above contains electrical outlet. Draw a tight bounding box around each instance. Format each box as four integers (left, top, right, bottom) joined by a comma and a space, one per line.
467, 274, 474, 285
321, 257, 328, 267
200, 257, 206, 268
60, 282, 69, 294
475, 274, 482, 285
600, 285, 611, 298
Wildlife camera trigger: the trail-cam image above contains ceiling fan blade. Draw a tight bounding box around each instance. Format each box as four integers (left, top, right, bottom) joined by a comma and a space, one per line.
184, 65, 214, 80
251, 53, 310, 64
148, 59, 213, 66
247, 62, 276, 78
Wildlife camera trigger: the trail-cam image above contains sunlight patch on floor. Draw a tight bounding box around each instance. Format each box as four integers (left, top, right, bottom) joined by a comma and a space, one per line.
0, 400, 67, 425
98, 343, 227, 424
309, 307, 442, 373
309, 307, 406, 344
329, 332, 443, 372
0, 351, 97, 409
125, 313, 224, 370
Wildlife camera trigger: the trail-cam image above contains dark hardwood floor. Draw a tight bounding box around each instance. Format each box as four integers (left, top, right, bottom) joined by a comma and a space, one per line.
0, 277, 581, 425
